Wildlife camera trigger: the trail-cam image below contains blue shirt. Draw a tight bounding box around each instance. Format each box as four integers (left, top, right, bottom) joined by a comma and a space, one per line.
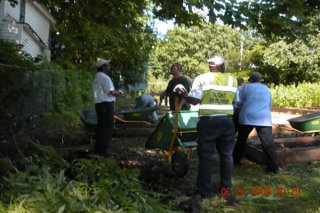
135, 94, 155, 108
238, 83, 272, 126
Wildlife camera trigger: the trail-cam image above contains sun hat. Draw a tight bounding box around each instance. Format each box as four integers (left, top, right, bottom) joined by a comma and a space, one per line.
95, 59, 110, 68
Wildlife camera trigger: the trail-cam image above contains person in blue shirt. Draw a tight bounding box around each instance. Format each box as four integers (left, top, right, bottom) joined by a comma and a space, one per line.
135, 93, 158, 123
233, 72, 279, 173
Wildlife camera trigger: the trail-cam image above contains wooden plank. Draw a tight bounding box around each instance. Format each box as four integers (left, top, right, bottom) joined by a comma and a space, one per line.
274, 136, 320, 144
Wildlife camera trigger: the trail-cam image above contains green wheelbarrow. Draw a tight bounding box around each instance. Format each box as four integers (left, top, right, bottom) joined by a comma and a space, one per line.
78, 107, 157, 142
145, 110, 199, 177
277, 111, 320, 136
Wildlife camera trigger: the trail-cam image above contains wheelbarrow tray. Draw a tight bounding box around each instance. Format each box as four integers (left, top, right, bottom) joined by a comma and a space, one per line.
145, 110, 199, 150
78, 107, 156, 134
287, 111, 320, 132
120, 107, 156, 122
78, 109, 97, 134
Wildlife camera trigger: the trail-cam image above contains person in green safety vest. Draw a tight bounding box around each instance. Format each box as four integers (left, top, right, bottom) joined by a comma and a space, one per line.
174, 55, 239, 206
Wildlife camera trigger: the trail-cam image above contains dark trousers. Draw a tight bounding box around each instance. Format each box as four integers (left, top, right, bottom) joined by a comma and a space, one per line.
233, 125, 279, 171
233, 112, 240, 134
197, 116, 235, 197
95, 101, 114, 156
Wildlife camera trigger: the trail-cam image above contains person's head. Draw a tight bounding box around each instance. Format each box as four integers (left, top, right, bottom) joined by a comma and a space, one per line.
207, 55, 225, 73
169, 63, 182, 78
248, 72, 262, 83
95, 59, 111, 74
237, 77, 245, 87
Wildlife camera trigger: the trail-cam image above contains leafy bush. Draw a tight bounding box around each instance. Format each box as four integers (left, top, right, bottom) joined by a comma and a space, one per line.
0, 156, 170, 212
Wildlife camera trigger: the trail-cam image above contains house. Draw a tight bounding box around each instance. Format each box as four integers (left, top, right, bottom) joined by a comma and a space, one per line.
0, 0, 55, 61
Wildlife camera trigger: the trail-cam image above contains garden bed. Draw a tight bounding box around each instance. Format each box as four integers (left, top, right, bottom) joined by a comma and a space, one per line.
246, 136, 320, 165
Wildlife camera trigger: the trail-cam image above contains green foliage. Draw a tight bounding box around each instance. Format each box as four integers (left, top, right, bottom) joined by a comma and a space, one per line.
0, 155, 170, 212
0, 158, 15, 177
0, 39, 34, 67
147, 74, 167, 93
271, 82, 320, 108
0, 40, 35, 117
246, 34, 320, 85
228, 69, 252, 81
44, 61, 93, 113
151, 0, 318, 40
43, 0, 155, 84
149, 23, 243, 80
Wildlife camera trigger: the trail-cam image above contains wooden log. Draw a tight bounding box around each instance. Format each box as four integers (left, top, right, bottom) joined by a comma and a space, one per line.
246, 136, 320, 165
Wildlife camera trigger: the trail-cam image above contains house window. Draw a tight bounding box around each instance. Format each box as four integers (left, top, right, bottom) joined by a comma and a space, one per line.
20, 0, 26, 22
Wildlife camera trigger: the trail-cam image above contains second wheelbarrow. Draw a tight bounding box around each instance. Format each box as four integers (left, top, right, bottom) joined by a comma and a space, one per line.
277, 111, 320, 136
78, 107, 157, 141
145, 110, 199, 177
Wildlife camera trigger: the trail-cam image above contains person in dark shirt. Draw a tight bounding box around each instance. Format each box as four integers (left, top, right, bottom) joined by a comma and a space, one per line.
152, 63, 191, 111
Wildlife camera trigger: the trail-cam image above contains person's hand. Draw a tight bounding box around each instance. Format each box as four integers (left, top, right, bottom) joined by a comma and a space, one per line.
173, 84, 188, 97
117, 89, 127, 97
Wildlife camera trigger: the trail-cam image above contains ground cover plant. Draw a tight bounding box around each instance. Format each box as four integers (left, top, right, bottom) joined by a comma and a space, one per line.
1, 135, 320, 212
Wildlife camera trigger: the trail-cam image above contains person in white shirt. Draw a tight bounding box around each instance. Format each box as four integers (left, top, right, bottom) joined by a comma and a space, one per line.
233, 72, 279, 173
175, 55, 239, 206
92, 59, 123, 157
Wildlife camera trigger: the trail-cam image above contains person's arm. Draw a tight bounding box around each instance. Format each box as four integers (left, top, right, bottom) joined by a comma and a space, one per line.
102, 75, 125, 97
185, 96, 200, 105
151, 91, 166, 99
110, 90, 124, 97
173, 84, 201, 106
235, 86, 245, 111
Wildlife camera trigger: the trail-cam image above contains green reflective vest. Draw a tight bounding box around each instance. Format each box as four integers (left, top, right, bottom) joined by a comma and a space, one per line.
199, 73, 237, 116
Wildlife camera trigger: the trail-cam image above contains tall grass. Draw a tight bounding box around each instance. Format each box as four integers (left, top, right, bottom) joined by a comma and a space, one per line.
271, 82, 320, 108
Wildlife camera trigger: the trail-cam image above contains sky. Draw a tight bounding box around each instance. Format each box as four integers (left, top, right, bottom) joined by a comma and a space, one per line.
153, 19, 174, 36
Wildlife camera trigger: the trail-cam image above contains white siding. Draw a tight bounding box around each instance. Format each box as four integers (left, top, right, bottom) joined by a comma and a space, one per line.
4, 0, 20, 21
25, 1, 50, 46
0, 22, 20, 43
21, 28, 42, 58
0, 0, 54, 60
0, 0, 5, 21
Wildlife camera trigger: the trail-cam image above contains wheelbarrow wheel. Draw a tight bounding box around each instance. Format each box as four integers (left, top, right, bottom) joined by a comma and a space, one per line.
171, 151, 189, 177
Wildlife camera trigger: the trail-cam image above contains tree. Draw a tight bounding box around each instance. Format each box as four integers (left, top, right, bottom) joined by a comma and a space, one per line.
148, 23, 244, 80
41, 0, 155, 84
152, 0, 319, 40
245, 33, 320, 85
4, 0, 318, 84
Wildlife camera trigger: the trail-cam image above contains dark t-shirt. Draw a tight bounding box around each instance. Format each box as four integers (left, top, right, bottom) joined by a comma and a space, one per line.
165, 76, 191, 110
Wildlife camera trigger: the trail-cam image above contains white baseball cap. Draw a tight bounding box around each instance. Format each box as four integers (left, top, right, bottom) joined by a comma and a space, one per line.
207, 55, 224, 66
95, 59, 110, 68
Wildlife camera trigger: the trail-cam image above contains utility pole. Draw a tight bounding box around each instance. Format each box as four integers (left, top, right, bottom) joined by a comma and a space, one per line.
240, 35, 244, 70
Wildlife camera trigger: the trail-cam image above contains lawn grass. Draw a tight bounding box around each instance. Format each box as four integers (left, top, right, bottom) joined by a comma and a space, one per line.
202, 160, 320, 212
